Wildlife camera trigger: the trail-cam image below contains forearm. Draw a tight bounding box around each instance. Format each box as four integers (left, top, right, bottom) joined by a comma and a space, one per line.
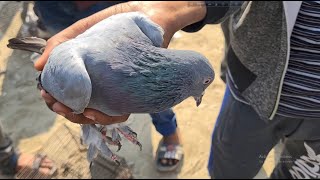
58, 1, 206, 47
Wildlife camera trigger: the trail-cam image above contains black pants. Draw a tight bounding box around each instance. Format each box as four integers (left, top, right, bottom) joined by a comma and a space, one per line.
208, 84, 320, 179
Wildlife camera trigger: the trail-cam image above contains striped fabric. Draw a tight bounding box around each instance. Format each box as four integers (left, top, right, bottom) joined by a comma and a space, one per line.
277, 1, 320, 118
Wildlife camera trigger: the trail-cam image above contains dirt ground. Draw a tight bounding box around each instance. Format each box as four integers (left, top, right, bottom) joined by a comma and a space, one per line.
0, 2, 281, 179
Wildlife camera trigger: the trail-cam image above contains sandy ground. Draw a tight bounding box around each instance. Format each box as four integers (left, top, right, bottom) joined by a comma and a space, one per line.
0, 2, 281, 179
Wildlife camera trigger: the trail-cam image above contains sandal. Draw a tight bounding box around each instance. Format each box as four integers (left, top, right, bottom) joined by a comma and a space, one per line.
155, 139, 184, 172
0, 140, 57, 178
15, 153, 57, 179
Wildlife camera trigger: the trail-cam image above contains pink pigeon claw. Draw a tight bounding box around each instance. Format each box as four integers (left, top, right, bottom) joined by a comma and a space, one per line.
103, 136, 122, 152
117, 126, 142, 151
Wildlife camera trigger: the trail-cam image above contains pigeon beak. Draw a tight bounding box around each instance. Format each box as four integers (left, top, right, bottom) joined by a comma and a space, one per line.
194, 92, 204, 107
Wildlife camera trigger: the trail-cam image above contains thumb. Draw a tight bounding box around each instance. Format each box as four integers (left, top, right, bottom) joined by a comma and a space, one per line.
34, 40, 57, 71
34, 37, 65, 71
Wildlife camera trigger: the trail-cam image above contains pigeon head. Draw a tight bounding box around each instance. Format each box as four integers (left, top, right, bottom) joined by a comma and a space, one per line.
190, 53, 214, 107
128, 46, 215, 111
170, 50, 214, 107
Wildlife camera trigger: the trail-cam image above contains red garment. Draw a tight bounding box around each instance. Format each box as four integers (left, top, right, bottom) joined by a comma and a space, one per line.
74, 1, 101, 11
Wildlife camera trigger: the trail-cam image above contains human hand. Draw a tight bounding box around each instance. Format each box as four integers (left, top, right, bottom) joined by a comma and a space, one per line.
34, 1, 206, 125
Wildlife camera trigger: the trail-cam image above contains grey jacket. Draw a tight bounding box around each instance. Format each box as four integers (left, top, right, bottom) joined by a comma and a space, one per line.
184, 1, 303, 121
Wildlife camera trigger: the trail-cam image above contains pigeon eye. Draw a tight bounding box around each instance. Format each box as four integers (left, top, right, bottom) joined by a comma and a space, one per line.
204, 79, 211, 84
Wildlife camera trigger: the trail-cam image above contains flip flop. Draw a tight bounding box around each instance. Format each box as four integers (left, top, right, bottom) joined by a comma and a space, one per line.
31, 153, 57, 177
15, 153, 58, 179
155, 139, 184, 172
0, 142, 57, 178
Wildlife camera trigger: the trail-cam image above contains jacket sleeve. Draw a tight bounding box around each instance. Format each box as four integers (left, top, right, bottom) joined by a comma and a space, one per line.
182, 1, 244, 32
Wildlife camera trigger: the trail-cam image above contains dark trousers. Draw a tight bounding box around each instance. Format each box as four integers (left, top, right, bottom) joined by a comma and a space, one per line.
208, 84, 320, 179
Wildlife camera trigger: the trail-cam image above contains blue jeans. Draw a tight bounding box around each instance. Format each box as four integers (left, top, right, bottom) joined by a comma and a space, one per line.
33, 1, 178, 137
150, 109, 177, 136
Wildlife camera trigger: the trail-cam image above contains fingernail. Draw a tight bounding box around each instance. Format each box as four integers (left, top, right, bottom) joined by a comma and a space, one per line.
40, 90, 45, 95
85, 115, 95, 121
57, 112, 65, 117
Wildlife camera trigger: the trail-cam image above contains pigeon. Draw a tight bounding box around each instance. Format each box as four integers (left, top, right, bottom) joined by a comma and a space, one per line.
7, 12, 215, 164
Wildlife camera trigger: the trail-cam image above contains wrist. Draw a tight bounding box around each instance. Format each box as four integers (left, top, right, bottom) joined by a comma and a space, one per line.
131, 1, 206, 47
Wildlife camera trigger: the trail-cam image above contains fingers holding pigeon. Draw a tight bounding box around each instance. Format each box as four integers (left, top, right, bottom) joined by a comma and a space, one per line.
51, 102, 98, 124
83, 109, 130, 125
34, 36, 68, 71
40, 89, 128, 125
40, 89, 93, 123
64, 113, 98, 124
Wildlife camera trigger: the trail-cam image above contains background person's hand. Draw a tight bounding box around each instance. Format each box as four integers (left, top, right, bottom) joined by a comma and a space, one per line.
34, 1, 206, 125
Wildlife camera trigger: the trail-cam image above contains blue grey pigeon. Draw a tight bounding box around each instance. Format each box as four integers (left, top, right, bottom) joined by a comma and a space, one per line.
7, 12, 214, 164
